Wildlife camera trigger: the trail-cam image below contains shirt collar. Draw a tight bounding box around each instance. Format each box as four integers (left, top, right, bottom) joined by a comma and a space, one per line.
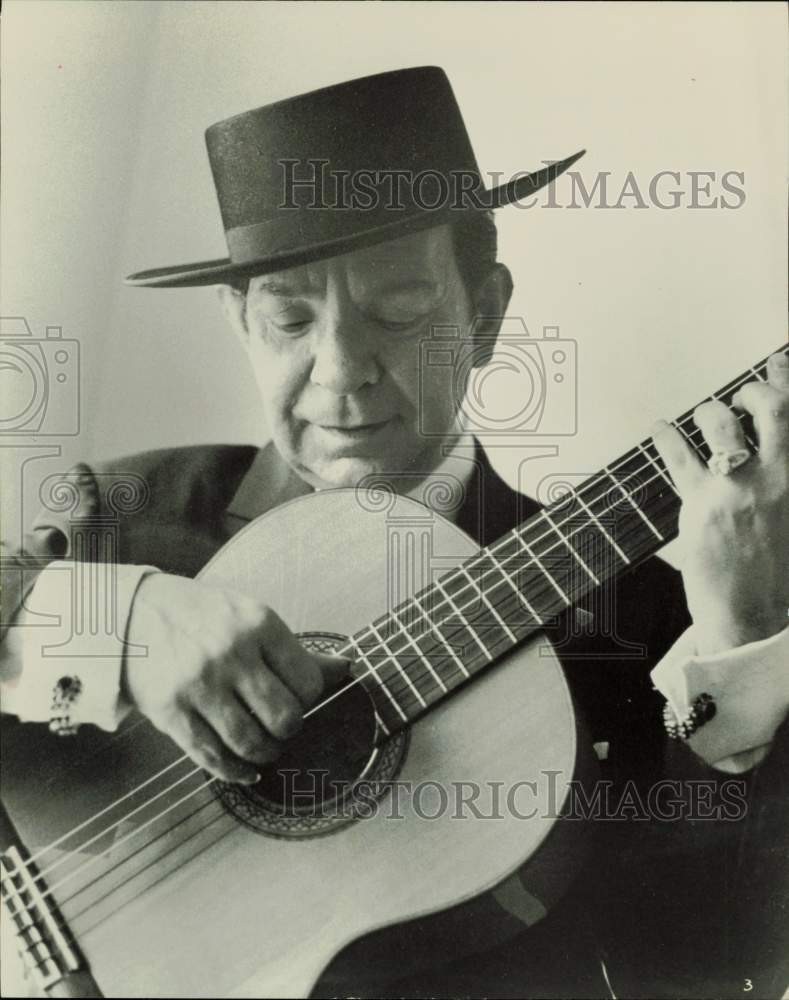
225, 429, 477, 528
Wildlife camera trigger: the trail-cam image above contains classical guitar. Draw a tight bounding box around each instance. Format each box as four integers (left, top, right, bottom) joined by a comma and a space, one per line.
1, 344, 785, 998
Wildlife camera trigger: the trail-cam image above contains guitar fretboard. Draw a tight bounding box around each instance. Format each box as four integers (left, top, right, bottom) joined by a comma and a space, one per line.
343, 345, 786, 736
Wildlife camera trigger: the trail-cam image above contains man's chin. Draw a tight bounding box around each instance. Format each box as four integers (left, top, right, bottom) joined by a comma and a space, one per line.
299, 454, 398, 490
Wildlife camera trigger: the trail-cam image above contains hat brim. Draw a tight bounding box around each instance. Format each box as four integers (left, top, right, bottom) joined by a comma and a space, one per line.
125, 150, 585, 289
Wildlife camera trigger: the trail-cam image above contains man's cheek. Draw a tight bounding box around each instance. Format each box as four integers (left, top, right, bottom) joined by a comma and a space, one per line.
419, 363, 460, 428
250, 343, 303, 416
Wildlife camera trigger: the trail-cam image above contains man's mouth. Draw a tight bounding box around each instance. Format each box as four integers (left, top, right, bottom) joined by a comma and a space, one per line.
316, 419, 392, 439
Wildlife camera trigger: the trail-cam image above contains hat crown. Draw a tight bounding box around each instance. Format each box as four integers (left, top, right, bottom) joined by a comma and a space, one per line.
126, 66, 583, 287
204, 67, 480, 232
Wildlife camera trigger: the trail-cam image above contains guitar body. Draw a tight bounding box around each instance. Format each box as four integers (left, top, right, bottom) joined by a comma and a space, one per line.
2, 491, 590, 998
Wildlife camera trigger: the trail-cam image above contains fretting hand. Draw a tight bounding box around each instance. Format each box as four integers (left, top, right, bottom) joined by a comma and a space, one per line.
652, 351, 789, 657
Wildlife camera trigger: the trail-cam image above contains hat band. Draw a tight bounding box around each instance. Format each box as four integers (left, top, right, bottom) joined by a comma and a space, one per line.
225, 204, 460, 265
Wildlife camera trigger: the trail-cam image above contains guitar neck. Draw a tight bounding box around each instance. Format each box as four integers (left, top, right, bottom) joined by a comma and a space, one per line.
349, 344, 787, 736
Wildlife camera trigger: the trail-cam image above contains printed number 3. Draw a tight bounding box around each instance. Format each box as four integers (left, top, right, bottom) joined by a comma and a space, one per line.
744, 980, 753, 992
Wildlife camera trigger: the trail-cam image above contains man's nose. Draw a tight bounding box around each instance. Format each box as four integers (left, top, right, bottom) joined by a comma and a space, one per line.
309, 311, 381, 395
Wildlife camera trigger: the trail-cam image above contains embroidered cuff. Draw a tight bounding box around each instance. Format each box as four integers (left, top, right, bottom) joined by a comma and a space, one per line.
1, 562, 159, 732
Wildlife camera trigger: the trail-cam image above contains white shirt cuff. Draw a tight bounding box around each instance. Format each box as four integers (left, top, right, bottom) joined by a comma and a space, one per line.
651, 624, 789, 772
1, 562, 159, 731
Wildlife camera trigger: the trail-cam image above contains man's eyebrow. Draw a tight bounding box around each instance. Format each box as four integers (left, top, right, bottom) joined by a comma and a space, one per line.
252, 276, 442, 298
252, 279, 304, 296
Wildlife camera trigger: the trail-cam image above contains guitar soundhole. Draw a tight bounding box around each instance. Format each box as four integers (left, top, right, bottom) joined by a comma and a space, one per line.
214, 632, 408, 838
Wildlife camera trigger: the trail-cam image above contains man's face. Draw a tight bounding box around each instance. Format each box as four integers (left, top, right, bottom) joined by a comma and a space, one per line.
223, 226, 485, 489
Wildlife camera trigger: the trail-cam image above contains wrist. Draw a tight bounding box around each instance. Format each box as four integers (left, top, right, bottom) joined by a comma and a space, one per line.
692, 606, 788, 657
120, 568, 162, 712
694, 621, 786, 658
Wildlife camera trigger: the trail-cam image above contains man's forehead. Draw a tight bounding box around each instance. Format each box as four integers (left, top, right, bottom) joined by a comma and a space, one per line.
251, 225, 455, 296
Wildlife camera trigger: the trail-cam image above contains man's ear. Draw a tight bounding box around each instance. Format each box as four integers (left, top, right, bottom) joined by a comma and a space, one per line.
217, 284, 249, 349
468, 263, 514, 368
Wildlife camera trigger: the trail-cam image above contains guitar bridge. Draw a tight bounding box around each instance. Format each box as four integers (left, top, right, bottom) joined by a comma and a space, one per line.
1, 844, 82, 992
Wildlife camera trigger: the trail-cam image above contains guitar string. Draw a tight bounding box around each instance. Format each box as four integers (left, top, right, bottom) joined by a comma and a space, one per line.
3, 461, 685, 912
47, 474, 694, 922
34, 350, 786, 935
1, 355, 770, 913
32, 483, 691, 919
67, 806, 237, 937
1, 355, 772, 895
53, 470, 678, 927
37, 445, 691, 899
0, 410, 700, 886
4, 399, 764, 916
60, 482, 685, 933
2, 353, 777, 897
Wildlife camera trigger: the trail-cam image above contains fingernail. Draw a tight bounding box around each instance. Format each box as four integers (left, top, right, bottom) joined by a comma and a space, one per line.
770, 352, 789, 367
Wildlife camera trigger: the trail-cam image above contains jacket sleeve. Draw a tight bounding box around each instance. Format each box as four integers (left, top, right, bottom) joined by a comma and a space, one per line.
1, 462, 157, 730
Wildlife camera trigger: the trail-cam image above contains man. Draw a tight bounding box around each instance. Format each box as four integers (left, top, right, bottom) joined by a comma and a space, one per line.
2, 67, 787, 998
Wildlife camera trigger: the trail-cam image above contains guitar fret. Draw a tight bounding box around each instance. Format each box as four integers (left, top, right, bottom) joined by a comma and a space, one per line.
348, 636, 408, 723
568, 488, 631, 566
435, 579, 493, 661
368, 623, 427, 709
486, 533, 561, 627
409, 594, 471, 679
514, 531, 571, 606
411, 587, 482, 672
459, 566, 517, 643
613, 482, 679, 563
604, 466, 664, 541
637, 442, 675, 493
388, 606, 449, 694
437, 568, 512, 654
539, 510, 600, 586
486, 548, 545, 627
406, 626, 472, 691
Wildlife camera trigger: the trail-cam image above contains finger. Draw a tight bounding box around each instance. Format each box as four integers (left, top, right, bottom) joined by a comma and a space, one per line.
233, 659, 304, 740
692, 401, 747, 460
175, 710, 260, 785
651, 419, 707, 495
732, 380, 789, 464
206, 685, 285, 763
766, 351, 789, 392
254, 607, 348, 708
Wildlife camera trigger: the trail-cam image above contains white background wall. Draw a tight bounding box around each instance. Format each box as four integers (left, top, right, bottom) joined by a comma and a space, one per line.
2, 1, 787, 556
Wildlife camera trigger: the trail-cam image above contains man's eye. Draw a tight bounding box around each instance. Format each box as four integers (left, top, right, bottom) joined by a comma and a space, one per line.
274, 316, 312, 334
377, 316, 420, 333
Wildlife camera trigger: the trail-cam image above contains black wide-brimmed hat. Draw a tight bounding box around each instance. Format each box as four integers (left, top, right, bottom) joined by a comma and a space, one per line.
126, 66, 584, 288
